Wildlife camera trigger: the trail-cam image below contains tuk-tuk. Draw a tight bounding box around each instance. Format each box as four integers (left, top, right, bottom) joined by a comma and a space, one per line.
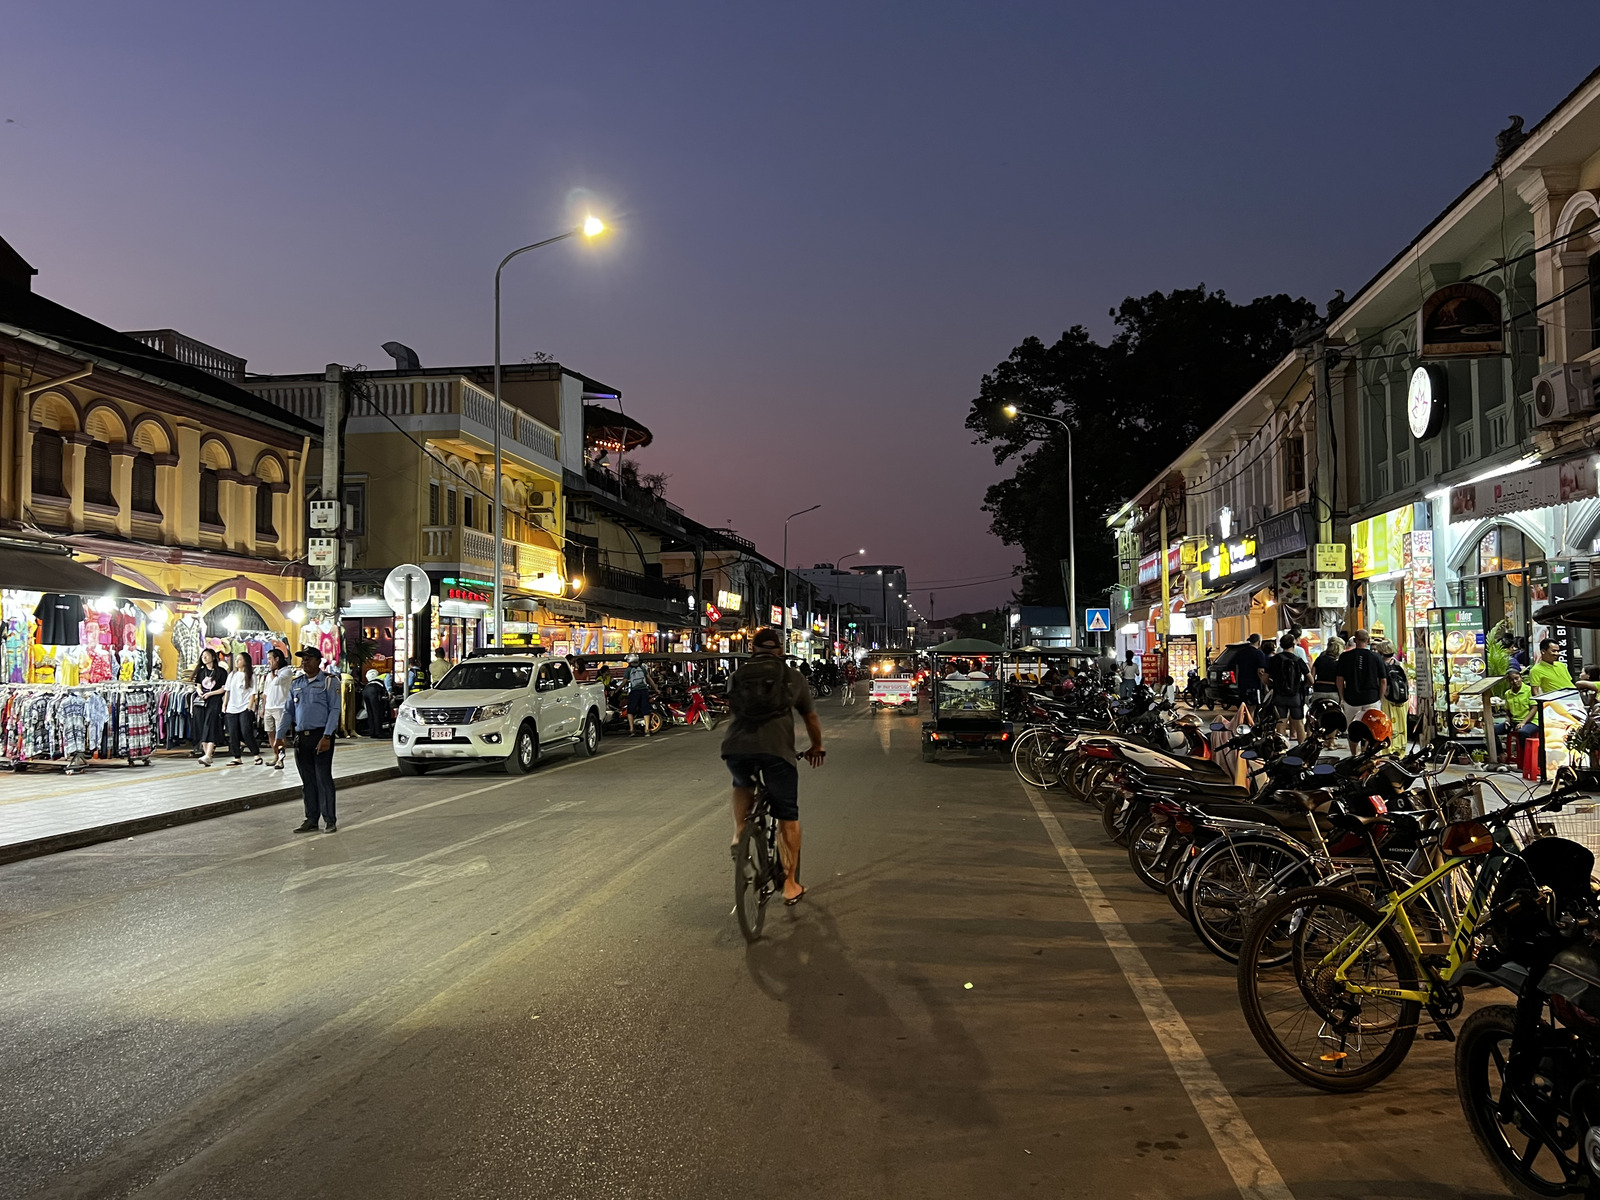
867, 649, 919, 713
921, 638, 1012, 761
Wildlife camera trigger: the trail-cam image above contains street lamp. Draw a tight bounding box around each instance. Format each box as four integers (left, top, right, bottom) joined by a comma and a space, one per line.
1004, 404, 1076, 651
782, 504, 821, 642
828, 548, 863, 649
491, 215, 607, 645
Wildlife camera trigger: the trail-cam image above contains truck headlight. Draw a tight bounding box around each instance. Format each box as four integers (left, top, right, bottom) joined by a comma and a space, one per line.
473, 701, 513, 722
398, 701, 419, 722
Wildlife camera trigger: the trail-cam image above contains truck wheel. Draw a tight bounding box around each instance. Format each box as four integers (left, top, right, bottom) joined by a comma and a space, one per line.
921, 737, 936, 762
397, 757, 429, 777
576, 714, 600, 757
504, 723, 538, 774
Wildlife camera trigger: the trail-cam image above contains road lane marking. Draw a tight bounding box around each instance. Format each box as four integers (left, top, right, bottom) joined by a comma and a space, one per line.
1022, 784, 1296, 1200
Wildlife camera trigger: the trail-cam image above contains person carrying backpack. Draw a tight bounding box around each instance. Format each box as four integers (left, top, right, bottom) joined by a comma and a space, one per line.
624, 655, 658, 737
722, 626, 826, 906
1266, 633, 1311, 741
1377, 640, 1410, 755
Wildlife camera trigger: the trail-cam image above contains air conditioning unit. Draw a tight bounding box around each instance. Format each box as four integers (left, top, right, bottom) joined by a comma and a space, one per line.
527, 491, 555, 511
530, 511, 558, 532
1533, 363, 1596, 428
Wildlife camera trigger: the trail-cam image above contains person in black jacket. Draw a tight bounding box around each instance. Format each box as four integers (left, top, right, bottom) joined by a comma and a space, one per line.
360, 669, 391, 739
1267, 633, 1311, 741
1312, 636, 1343, 694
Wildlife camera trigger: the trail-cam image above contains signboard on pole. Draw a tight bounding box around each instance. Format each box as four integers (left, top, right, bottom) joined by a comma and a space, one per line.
1084, 608, 1111, 634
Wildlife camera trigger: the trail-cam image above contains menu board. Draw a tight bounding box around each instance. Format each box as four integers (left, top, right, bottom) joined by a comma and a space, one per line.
1427, 606, 1486, 738
1166, 634, 1198, 685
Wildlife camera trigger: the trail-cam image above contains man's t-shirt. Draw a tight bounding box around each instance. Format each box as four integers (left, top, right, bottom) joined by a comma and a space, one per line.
1530, 659, 1576, 695
720, 663, 815, 760
1234, 644, 1269, 696
1503, 685, 1534, 724
1336, 647, 1387, 706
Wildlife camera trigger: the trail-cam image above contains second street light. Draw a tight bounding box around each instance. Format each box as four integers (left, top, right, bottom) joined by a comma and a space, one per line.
782, 504, 821, 646
490, 215, 607, 645
1003, 403, 1076, 651
830, 548, 864, 650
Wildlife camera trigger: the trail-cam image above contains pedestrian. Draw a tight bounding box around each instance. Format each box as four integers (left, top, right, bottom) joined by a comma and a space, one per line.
360, 668, 390, 739
223, 651, 264, 765
193, 647, 227, 767
259, 647, 293, 769
1335, 629, 1389, 751
1312, 637, 1343, 694
1375, 641, 1410, 756
274, 646, 342, 833
1236, 633, 1271, 721
624, 654, 658, 736
1267, 632, 1310, 742
430, 648, 452, 688
1120, 651, 1140, 699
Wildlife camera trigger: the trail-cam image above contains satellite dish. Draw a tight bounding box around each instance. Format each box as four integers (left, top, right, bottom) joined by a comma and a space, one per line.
381, 341, 421, 372
384, 563, 430, 615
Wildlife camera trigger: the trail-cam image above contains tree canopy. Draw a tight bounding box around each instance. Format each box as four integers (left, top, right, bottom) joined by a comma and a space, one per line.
966, 285, 1317, 606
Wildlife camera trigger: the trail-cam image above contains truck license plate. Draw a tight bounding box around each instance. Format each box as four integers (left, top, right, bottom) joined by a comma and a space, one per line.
429, 727, 454, 741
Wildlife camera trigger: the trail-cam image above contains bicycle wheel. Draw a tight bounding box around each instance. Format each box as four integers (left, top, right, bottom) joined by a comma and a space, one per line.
1237, 886, 1421, 1092
1126, 818, 1176, 892
734, 818, 772, 942
1186, 836, 1313, 965
1456, 1004, 1592, 1200
1100, 792, 1133, 844
1013, 729, 1055, 788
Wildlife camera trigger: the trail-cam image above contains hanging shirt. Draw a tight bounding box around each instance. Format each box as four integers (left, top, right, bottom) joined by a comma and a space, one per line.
33, 593, 84, 646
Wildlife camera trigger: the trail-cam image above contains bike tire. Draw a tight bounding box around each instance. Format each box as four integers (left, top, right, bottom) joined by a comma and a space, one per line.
1126, 818, 1174, 892
1456, 1004, 1592, 1199
1185, 836, 1314, 965
1236, 886, 1421, 1092
1012, 729, 1054, 788
734, 820, 771, 943
1100, 792, 1132, 845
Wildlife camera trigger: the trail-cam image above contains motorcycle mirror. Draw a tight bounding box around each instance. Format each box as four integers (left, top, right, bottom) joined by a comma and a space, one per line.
1312, 763, 1336, 776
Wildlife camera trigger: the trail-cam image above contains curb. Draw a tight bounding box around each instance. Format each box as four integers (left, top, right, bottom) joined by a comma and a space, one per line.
0, 766, 401, 866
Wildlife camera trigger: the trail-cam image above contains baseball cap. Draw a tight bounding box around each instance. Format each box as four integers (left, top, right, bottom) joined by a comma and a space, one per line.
752, 627, 782, 650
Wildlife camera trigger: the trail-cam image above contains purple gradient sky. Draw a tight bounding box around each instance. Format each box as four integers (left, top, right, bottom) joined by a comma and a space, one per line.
3, 3, 1594, 615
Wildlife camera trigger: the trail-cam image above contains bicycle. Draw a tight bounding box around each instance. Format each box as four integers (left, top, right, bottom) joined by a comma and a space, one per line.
1235, 778, 1581, 1092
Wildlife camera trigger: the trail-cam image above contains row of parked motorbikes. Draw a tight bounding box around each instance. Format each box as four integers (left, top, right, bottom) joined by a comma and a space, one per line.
1013, 680, 1600, 1199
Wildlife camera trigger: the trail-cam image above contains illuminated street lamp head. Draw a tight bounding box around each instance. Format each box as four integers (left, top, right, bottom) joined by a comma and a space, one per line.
1002, 404, 1018, 418
582, 216, 606, 238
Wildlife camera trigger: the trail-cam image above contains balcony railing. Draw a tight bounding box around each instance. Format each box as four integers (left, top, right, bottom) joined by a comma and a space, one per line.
583, 465, 684, 529
592, 563, 689, 604
423, 526, 453, 560
248, 378, 560, 463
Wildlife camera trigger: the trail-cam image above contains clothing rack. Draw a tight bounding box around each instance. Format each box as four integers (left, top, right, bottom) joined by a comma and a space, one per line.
0, 680, 199, 773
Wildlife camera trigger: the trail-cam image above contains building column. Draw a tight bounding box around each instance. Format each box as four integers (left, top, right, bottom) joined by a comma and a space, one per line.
174, 421, 203, 545
1517, 167, 1583, 369
218, 470, 248, 553
152, 453, 181, 545
110, 443, 134, 537
63, 432, 90, 532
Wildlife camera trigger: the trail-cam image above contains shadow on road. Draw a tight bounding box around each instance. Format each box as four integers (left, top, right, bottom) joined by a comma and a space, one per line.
744, 904, 998, 1130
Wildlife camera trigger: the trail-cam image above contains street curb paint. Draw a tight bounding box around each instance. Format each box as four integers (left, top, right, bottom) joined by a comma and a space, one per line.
1022, 783, 1296, 1200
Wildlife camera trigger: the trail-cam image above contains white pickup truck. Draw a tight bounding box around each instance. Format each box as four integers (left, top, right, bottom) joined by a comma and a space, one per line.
393, 653, 607, 776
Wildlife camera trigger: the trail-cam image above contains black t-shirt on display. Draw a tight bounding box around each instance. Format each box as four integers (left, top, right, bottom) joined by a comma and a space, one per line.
33, 592, 84, 646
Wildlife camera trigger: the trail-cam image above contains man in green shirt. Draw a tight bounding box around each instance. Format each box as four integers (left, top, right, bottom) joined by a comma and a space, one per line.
1495, 668, 1536, 743
1529, 639, 1576, 696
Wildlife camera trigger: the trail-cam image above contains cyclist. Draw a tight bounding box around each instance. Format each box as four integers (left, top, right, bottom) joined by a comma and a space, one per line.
723, 626, 825, 905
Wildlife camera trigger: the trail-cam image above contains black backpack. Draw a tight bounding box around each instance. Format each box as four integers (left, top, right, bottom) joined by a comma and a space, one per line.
1267, 651, 1307, 696
728, 656, 792, 722
1385, 660, 1410, 705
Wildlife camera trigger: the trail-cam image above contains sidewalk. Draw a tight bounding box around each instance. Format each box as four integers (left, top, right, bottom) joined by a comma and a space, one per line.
0, 739, 400, 863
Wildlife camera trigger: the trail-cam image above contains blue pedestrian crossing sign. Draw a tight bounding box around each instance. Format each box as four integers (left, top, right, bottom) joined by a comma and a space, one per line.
1084, 608, 1111, 633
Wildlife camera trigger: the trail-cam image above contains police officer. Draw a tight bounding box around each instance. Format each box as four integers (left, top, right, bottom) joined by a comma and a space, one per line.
274, 646, 342, 832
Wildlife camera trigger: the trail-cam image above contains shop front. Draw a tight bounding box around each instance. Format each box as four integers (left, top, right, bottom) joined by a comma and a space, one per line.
1351, 503, 1431, 652
435, 576, 492, 662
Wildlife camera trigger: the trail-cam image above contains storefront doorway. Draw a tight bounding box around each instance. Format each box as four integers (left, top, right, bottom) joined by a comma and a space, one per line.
1459, 525, 1548, 642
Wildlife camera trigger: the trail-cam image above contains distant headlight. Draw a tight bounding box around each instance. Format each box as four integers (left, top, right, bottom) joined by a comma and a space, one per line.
473, 701, 513, 722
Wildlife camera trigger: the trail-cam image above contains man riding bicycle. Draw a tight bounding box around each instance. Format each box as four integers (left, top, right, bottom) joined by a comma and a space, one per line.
723, 626, 825, 905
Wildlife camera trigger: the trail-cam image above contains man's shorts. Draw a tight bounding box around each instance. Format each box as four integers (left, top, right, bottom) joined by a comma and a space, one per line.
723, 753, 800, 821
1272, 694, 1306, 720
627, 687, 652, 716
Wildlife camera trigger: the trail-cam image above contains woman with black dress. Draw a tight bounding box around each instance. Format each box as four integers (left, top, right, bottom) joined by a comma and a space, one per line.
193, 647, 227, 766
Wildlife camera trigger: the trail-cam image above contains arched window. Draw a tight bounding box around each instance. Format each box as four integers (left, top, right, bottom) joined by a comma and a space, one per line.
200, 468, 222, 527
84, 441, 114, 506
31, 429, 65, 497
132, 453, 160, 516
255, 483, 275, 537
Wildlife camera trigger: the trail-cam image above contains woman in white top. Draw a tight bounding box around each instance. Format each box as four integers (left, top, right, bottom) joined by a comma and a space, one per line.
258, 647, 295, 769
223, 652, 264, 765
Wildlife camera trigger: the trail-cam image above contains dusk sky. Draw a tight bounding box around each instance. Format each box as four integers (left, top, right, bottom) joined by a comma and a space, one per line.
3, 2, 1596, 616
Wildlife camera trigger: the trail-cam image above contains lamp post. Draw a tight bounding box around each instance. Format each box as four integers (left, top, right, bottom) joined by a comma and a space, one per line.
782, 504, 821, 645
830, 548, 864, 652
491, 216, 606, 645
1003, 404, 1076, 650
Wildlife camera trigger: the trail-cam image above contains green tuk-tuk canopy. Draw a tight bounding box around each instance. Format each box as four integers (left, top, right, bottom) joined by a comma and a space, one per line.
930, 637, 1004, 655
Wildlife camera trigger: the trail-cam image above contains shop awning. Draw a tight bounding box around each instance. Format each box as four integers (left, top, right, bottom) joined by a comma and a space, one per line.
1211, 571, 1275, 619
0, 545, 171, 603
1534, 594, 1600, 629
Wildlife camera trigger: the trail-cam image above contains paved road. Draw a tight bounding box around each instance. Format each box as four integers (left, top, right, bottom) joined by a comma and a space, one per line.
2, 693, 1509, 1199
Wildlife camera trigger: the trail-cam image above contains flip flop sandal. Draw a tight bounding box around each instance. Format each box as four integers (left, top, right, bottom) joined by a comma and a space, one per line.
784, 887, 808, 907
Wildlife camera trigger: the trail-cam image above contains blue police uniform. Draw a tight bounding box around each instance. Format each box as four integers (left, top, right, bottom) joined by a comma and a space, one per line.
281, 663, 342, 829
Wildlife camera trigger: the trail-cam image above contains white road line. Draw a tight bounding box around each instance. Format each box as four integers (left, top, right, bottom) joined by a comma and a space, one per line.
1022, 785, 1296, 1200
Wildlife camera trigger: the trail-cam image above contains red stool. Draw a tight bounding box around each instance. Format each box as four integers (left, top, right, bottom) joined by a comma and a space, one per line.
1503, 729, 1521, 765
1522, 736, 1542, 781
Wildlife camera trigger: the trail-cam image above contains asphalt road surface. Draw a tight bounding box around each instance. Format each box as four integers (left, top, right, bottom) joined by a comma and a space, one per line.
2, 692, 1512, 1199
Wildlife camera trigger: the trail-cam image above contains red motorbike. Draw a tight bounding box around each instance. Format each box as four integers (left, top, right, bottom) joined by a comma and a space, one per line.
661, 684, 716, 730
